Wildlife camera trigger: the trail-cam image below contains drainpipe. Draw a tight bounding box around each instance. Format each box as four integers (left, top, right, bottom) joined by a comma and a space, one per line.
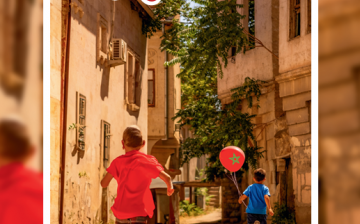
162, 23, 168, 141
59, 0, 72, 223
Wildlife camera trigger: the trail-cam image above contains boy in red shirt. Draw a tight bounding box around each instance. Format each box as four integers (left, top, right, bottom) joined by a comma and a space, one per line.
101, 126, 174, 224
0, 116, 43, 224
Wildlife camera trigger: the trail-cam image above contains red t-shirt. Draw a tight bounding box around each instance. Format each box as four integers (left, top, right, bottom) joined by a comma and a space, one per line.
0, 163, 43, 224
106, 150, 164, 219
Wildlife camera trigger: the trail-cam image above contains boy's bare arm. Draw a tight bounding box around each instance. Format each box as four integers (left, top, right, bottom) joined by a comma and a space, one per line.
101, 172, 113, 188
238, 194, 248, 204
159, 171, 174, 196
264, 195, 274, 216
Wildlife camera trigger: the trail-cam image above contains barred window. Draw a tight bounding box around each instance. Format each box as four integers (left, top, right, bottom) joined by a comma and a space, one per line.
102, 121, 111, 168
248, 0, 255, 48
77, 93, 86, 150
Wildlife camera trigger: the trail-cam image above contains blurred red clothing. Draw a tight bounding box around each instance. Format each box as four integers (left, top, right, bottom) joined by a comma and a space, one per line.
0, 163, 43, 224
107, 150, 164, 219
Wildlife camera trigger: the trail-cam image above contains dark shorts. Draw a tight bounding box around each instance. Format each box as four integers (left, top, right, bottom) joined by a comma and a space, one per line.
116, 216, 147, 224
247, 213, 267, 224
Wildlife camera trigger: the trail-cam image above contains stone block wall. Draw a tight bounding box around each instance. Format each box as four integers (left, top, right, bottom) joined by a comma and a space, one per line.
221, 177, 245, 224
276, 66, 311, 224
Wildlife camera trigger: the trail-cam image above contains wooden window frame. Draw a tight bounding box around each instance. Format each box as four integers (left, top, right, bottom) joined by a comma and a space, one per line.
101, 120, 111, 168
97, 13, 108, 63
76, 92, 86, 151
126, 49, 141, 111
134, 58, 141, 107
148, 69, 155, 107
289, 0, 301, 40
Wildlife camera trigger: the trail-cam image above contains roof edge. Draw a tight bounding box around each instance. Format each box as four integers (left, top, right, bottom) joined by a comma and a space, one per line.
136, 0, 155, 19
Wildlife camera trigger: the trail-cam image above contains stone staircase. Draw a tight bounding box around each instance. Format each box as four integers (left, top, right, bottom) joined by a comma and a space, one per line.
207, 187, 220, 208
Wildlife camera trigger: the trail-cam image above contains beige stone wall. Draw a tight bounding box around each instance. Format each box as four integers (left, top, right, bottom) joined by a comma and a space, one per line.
147, 28, 181, 169
148, 31, 166, 139
218, 0, 279, 104
279, 0, 311, 74
318, 1, 360, 223
50, 0, 62, 222
217, 0, 311, 222
58, 0, 149, 223
277, 0, 312, 222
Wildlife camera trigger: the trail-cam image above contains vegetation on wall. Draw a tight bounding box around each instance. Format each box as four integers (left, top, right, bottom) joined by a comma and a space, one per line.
271, 202, 297, 224
143, 0, 266, 181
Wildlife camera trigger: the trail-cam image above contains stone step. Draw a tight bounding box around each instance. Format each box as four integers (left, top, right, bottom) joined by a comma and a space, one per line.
209, 198, 220, 202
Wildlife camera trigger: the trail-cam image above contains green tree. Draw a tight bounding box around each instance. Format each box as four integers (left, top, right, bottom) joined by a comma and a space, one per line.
144, 0, 265, 181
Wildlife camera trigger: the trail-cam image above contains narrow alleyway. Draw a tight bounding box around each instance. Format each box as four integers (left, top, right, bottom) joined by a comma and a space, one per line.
179, 209, 221, 224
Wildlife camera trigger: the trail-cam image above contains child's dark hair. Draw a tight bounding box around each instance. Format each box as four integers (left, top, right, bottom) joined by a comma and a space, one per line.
123, 126, 143, 148
254, 168, 266, 182
0, 118, 31, 159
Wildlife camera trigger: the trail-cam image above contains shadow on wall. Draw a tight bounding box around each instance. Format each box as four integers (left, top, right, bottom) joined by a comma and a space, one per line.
101, 66, 110, 100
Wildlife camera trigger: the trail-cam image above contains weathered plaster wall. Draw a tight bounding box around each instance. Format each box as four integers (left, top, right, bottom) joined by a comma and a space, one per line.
216, 0, 311, 222
50, 0, 62, 222
147, 28, 181, 174
279, 0, 311, 74
60, 0, 149, 223
277, 0, 312, 222
217, 0, 279, 103
148, 31, 166, 139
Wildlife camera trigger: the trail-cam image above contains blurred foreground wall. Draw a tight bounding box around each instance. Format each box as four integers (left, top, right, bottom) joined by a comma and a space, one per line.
319, 0, 360, 223
0, 0, 43, 171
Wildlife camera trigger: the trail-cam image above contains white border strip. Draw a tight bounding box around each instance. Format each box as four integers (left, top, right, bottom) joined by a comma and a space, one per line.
43, 0, 50, 223
311, 0, 319, 222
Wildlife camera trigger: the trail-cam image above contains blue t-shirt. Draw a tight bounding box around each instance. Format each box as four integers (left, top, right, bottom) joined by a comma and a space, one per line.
243, 183, 270, 215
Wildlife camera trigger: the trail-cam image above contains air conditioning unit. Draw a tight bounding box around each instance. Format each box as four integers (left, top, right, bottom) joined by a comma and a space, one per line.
108, 38, 127, 67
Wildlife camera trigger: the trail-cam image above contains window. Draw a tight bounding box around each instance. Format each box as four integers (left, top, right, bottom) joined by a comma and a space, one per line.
307, 0, 311, 33
148, 69, 155, 106
100, 26, 107, 53
102, 121, 111, 168
128, 53, 134, 104
134, 59, 141, 106
76, 93, 86, 150
248, 0, 255, 48
289, 0, 301, 39
290, 0, 301, 39
126, 50, 141, 111
97, 14, 108, 63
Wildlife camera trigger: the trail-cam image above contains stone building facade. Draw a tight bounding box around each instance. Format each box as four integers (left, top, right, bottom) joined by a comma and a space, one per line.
147, 25, 181, 167
217, 0, 311, 223
147, 23, 182, 224
50, 0, 154, 223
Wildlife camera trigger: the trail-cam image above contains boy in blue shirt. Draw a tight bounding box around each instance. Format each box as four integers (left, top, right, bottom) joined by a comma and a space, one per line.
238, 168, 274, 224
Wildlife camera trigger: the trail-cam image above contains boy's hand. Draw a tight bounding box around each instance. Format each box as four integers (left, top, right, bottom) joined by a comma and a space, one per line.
167, 188, 174, 196
238, 194, 247, 204
269, 208, 274, 216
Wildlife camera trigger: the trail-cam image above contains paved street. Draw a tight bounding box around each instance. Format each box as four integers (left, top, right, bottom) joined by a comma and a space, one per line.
180, 209, 222, 224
